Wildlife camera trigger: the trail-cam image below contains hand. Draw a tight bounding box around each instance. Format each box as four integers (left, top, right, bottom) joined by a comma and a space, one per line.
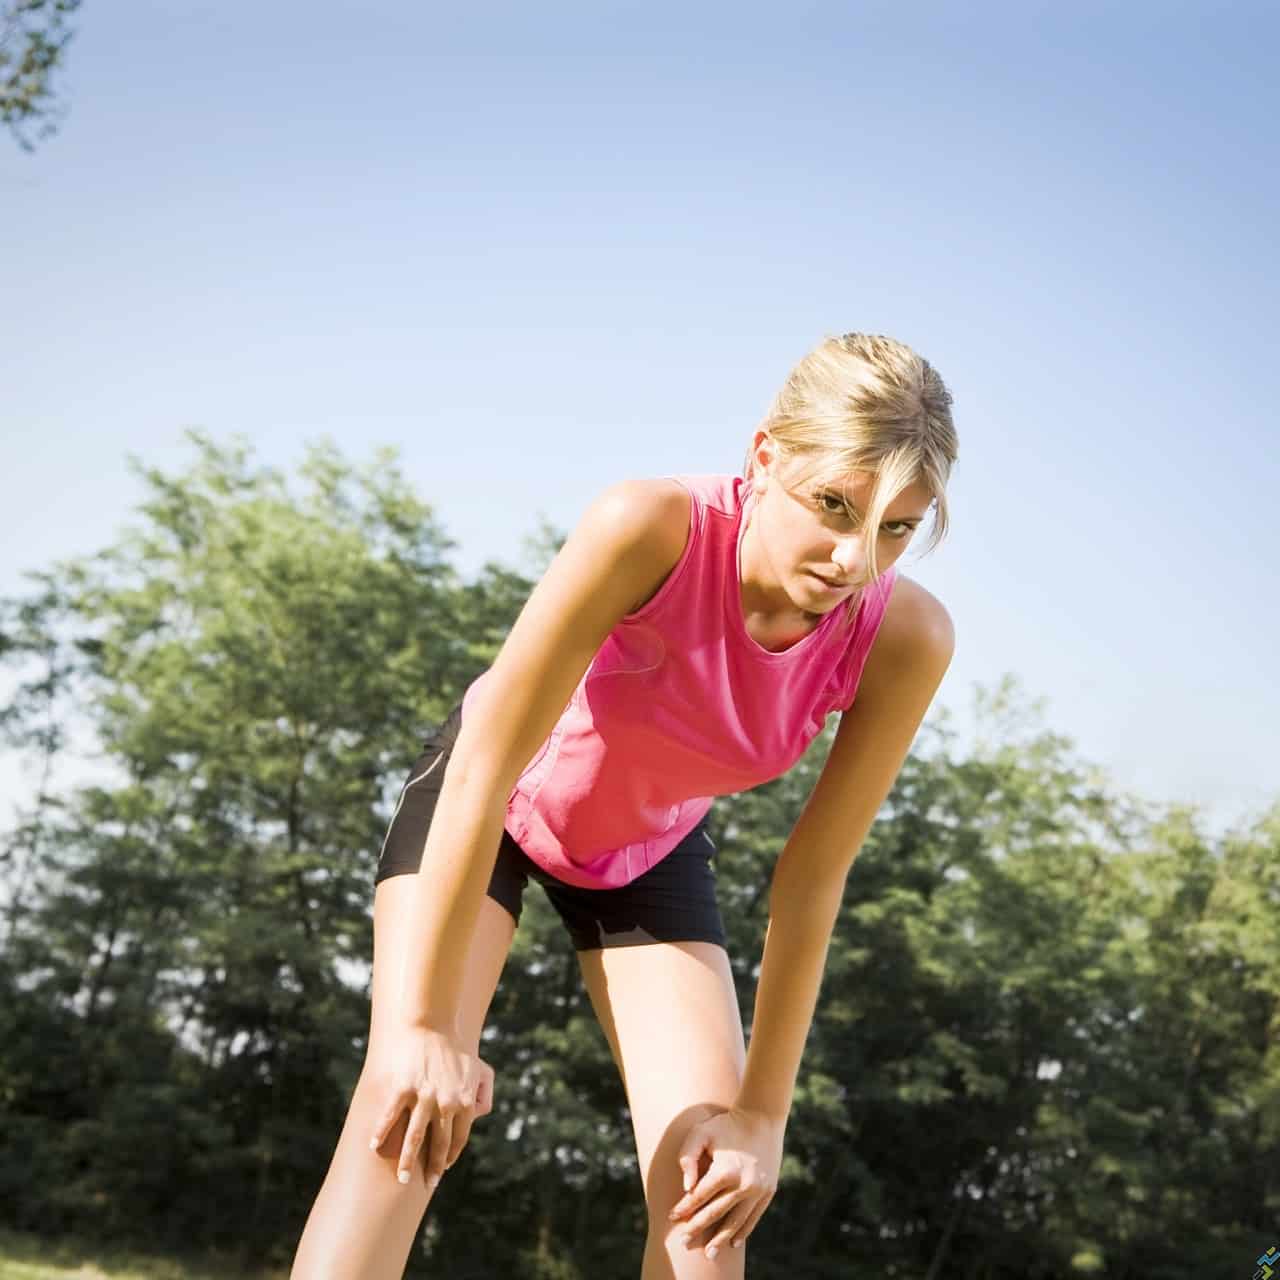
667, 1106, 785, 1259
367, 1023, 495, 1191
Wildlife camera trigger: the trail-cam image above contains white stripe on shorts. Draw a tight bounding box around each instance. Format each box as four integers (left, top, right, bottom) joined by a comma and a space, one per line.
377, 750, 446, 862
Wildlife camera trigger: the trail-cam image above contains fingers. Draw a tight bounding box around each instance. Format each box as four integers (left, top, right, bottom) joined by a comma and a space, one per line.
674, 1172, 775, 1257
385, 1089, 481, 1188
676, 1132, 710, 1193
397, 1094, 436, 1185
474, 1063, 495, 1119
701, 1185, 774, 1257
731, 1192, 772, 1248
445, 1102, 476, 1169
368, 1097, 403, 1154
422, 1111, 454, 1189
369, 1048, 494, 1189
676, 1184, 746, 1243
668, 1161, 729, 1224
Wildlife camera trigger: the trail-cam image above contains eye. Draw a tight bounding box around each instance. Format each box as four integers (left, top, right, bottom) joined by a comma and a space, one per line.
816, 493, 854, 518
816, 493, 915, 538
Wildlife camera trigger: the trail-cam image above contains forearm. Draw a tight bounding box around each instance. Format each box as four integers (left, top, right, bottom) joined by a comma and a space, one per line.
735, 866, 845, 1121
397, 758, 511, 1031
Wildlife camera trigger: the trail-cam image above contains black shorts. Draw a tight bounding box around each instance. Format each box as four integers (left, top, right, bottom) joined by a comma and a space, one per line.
374, 703, 727, 952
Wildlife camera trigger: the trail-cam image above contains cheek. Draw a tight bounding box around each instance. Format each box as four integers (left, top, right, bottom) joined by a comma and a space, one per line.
773, 511, 814, 561
878, 536, 911, 566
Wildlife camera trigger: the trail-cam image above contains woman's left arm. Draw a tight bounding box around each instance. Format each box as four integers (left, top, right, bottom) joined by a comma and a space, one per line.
669, 579, 955, 1257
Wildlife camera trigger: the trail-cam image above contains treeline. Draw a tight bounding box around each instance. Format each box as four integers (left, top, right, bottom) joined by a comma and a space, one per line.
0, 434, 1275, 1279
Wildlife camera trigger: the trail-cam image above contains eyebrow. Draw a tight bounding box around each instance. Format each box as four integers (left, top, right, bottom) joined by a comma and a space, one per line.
817, 489, 926, 525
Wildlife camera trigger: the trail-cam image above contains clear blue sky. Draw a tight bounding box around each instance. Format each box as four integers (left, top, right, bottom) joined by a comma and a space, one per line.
2, 1, 1276, 832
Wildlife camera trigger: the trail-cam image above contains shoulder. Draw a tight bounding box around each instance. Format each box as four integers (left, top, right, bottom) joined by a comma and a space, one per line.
588, 478, 692, 614
456, 480, 690, 776
592, 477, 691, 550
861, 574, 955, 688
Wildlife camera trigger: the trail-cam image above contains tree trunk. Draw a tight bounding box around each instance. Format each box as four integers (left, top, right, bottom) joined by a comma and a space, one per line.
923, 1194, 965, 1280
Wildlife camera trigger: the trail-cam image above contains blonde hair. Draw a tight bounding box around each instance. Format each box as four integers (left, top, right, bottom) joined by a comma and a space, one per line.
744, 333, 958, 618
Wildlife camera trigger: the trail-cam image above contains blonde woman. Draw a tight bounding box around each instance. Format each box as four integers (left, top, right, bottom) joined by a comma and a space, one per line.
291, 333, 958, 1279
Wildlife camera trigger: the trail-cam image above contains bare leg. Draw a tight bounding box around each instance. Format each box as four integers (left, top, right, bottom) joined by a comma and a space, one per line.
290, 878, 517, 1280
578, 941, 748, 1279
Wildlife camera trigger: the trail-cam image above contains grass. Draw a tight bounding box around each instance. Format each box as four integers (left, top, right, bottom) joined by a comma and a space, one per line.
0, 1229, 289, 1280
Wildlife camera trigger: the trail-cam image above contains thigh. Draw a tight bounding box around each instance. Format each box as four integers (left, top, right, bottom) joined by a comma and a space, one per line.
577, 938, 746, 1197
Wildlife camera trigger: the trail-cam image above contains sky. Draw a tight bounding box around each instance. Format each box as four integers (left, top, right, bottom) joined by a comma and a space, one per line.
2, 0, 1276, 836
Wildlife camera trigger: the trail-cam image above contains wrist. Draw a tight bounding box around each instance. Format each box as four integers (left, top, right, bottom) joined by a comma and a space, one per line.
398, 1010, 462, 1039
732, 1097, 789, 1127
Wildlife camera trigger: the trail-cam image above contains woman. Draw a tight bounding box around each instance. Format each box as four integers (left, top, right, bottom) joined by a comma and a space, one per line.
291, 333, 958, 1279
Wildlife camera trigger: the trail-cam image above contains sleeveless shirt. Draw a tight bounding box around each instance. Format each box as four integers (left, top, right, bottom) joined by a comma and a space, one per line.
460, 473, 897, 890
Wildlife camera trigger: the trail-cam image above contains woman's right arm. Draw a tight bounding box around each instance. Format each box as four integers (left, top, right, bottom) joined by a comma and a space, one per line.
370, 477, 690, 1186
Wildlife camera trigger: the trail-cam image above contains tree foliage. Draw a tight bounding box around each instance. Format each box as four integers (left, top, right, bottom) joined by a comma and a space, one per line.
1, 434, 1276, 1277
1, 0, 81, 150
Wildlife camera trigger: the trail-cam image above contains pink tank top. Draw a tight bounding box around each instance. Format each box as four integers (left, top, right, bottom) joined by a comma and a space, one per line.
462, 473, 897, 889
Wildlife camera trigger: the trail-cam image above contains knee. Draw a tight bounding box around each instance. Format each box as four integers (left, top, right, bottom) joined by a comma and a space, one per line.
642, 1101, 726, 1215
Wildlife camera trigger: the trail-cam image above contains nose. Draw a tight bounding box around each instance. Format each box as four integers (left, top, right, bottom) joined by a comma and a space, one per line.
830, 535, 865, 579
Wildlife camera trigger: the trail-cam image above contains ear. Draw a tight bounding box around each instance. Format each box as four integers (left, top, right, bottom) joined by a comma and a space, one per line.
748, 430, 777, 492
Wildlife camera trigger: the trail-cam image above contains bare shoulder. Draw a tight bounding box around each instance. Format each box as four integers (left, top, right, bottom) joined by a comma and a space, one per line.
595, 477, 690, 550
593, 477, 692, 613
862, 574, 955, 685
453, 478, 690, 782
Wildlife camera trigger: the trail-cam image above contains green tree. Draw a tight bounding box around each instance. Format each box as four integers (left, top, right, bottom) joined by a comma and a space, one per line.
1, 0, 81, 150
3, 436, 1276, 1278
0, 431, 477, 1260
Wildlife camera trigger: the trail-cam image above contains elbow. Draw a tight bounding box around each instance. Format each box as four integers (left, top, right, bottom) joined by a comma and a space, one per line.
768, 859, 846, 925
441, 745, 519, 809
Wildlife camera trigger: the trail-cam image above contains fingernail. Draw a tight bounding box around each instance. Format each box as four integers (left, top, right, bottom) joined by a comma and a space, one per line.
734, 1239, 743, 1248
681, 1233, 692, 1246
397, 1170, 410, 1185
369, 1138, 379, 1151
707, 1245, 719, 1259
427, 1175, 439, 1191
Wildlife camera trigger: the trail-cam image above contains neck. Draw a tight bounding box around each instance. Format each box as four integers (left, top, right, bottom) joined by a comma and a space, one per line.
737, 509, 821, 628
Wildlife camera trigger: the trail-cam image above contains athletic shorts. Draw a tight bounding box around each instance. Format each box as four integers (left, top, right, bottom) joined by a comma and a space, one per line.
374, 702, 728, 952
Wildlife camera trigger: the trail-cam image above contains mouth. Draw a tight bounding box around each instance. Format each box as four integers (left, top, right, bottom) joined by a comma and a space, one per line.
808, 572, 856, 592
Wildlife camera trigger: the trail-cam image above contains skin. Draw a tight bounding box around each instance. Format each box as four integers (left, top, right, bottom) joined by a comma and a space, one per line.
738, 428, 937, 648
290, 431, 954, 1279
646, 433, 951, 1267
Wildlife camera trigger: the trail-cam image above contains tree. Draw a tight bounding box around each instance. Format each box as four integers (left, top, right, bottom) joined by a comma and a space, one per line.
3, 436, 1276, 1276
1, 0, 81, 150
0, 431, 476, 1260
